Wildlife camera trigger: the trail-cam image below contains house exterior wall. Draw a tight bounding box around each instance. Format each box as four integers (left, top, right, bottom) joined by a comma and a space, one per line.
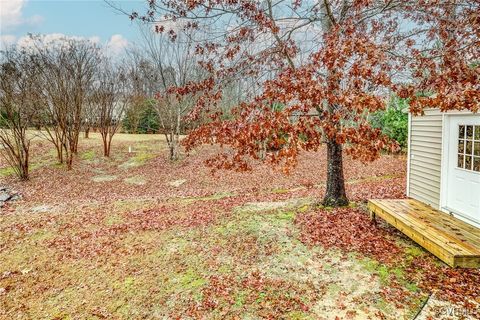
408, 109, 443, 208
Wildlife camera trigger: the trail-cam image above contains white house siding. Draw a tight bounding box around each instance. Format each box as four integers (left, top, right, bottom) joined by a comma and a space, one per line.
408, 109, 443, 208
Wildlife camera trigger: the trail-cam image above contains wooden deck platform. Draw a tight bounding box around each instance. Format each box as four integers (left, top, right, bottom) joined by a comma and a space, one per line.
368, 199, 480, 268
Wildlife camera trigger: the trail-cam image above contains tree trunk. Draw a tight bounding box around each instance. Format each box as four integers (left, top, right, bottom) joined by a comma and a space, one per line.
16, 144, 29, 181
66, 151, 73, 170
106, 135, 113, 158
169, 143, 177, 161
170, 137, 178, 161
84, 127, 90, 139
73, 132, 79, 154
101, 133, 109, 157
20, 157, 29, 180
56, 142, 63, 164
323, 138, 348, 207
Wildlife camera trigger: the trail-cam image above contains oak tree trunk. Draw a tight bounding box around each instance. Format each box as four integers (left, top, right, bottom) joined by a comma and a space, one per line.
323, 138, 348, 207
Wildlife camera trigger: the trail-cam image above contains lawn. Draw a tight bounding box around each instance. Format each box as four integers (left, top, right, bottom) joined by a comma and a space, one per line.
0, 133, 478, 319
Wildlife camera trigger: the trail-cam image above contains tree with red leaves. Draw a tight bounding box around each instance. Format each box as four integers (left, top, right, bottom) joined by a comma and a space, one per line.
125, 0, 479, 206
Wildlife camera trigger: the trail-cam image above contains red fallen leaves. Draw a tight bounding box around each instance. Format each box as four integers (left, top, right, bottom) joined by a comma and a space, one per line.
406, 257, 480, 311
295, 207, 403, 265
181, 271, 310, 319
47, 198, 238, 260
127, 205, 218, 231
347, 177, 407, 202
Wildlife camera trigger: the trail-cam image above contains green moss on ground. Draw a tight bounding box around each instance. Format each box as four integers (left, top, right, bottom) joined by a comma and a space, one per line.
119, 152, 157, 169
81, 150, 96, 161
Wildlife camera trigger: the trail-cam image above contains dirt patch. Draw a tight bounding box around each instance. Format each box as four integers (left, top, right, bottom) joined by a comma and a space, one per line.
92, 175, 117, 183
168, 179, 186, 187
123, 176, 147, 186
235, 197, 314, 213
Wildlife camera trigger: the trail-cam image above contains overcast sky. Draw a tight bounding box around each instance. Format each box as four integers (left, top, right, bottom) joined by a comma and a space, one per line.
0, 0, 148, 50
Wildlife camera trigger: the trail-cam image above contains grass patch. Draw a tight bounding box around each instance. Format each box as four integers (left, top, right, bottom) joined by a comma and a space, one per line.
0, 166, 16, 177
271, 188, 290, 194
119, 152, 157, 169
177, 268, 207, 289
0, 162, 42, 177
358, 256, 421, 297
80, 150, 96, 161
275, 210, 296, 221
235, 198, 314, 214
405, 246, 425, 258
92, 175, 117, 182
29, 229, 55, 243
358, 258, 391, 284
123, 176, 146, 185
104, 214, 124, 226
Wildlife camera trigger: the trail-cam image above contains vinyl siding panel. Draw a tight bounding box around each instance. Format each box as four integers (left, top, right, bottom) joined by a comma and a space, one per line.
408, 109, 443, 208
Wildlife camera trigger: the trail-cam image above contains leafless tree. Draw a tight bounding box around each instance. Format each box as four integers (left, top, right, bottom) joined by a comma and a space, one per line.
0, 48, 42, 180
32, 35, 100, 170
89, 60, 131, 157
137, 25, 203, 160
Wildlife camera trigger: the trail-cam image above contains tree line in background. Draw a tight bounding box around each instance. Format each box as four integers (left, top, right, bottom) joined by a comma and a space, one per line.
0, 27, 215, 180
0, 29, 408, 182
0, 21, 269, 181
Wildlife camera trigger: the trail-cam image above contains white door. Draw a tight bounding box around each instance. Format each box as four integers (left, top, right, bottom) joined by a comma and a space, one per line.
445, 115, 480, 225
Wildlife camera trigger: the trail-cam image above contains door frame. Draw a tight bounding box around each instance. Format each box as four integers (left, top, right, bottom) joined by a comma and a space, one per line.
439, 111, 480, 227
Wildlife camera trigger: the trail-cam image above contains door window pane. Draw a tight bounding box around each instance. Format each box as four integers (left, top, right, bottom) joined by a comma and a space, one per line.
456, 124, 479, 172
475, 142, 480, 156
465, 155, 472, 170
466, 140, 473, 154
458, 140, 465, 153
466, 125, 474, 139
458, 154, 464, 168
474, 157, 480, 172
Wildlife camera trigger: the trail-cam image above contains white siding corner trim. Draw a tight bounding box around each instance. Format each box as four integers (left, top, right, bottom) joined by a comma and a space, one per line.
406, 112, 412, 197
439, 113, 449, 212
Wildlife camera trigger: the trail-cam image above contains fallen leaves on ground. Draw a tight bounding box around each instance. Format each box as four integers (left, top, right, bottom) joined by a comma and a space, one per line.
1, 134, 477, 319
295, 207, 403, 265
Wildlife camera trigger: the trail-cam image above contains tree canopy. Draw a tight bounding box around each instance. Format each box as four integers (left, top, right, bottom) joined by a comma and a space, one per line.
126, 0, 479, 205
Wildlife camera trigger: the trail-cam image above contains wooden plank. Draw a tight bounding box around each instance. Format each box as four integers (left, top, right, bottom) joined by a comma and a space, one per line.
395, 208, 480, 254
391, 199, 480, 249
368, 201, 457, 266
371, 200, 473, 256
368, 199, 480, 268
396, 200, 480, 249
376, 199, 480, 252
370, 199, 480, 267
369, 202, 461, 267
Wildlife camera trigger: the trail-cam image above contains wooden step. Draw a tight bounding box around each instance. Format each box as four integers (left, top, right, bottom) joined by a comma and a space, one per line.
368, 199, 480, 268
